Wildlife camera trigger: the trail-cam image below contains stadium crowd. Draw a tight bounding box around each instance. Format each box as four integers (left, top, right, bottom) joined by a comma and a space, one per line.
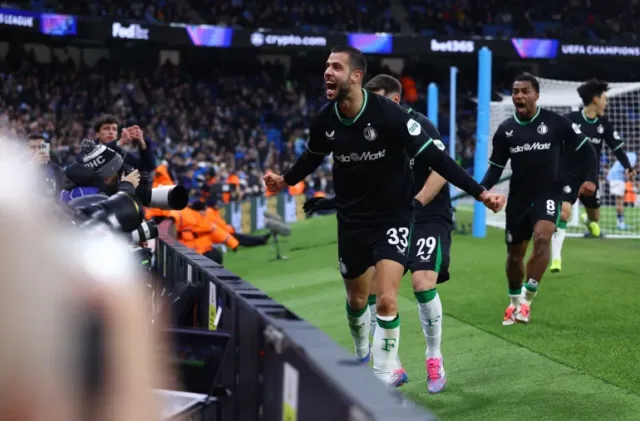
6, 0, 640, 40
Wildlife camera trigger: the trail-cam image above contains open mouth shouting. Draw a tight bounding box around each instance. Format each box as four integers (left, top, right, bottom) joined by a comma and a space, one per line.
326, 81, 338, 98
514, 101, 527, 113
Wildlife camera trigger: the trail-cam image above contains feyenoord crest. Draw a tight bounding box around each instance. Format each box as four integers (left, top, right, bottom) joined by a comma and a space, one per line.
363, 124, 377, 141
597, 124, 604, 134
339, 258, 348, 275
537, 122, 548, 135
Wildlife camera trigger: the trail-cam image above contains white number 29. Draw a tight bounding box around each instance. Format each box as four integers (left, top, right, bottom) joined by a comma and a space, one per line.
387, 227, 409, 248
416, 236, 437, 257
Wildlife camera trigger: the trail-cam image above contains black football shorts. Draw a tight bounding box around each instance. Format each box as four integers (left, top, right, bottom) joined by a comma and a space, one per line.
337, 215, 412, 280
406, 219, 452, 283
561, 175, 601, 209
505, 195, 561, 245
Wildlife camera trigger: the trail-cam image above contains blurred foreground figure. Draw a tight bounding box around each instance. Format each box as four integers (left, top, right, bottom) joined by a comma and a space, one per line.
0, 137, 165, 421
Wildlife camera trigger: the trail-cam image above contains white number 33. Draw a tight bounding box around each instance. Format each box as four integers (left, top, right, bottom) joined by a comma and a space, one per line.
387, 227, 409, 248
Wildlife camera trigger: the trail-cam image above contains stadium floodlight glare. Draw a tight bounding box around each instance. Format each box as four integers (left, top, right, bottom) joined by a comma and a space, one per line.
486, 77, 640, 239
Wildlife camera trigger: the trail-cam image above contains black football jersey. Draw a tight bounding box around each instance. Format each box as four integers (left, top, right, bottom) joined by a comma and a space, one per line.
488, 107, 589, 203
306, 90, 448, 225
563, 111, 624, 176
405, 107, 453, 224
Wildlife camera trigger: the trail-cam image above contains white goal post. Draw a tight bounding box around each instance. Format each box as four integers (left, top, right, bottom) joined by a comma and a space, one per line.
486, 77, 640, 239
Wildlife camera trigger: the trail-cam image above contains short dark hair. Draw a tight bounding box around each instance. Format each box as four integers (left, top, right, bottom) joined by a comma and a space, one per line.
330, 45, 367, 76
577, 78, 609, 106
93, 114, 119, 133
26, 133, 44, 142
365, 74, 402, 96
514, 72, 540, 93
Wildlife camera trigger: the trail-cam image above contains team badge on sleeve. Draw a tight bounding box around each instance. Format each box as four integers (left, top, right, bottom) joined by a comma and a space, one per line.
613, 131, 621, 140
433, 139, 446, 151
407, 119, 421, 136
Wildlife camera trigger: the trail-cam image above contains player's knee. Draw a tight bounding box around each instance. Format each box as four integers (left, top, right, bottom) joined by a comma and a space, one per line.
532, 231, 552, 252
376, 292, 398, 316
346, 290, 369, 311
412, 270, 437, 292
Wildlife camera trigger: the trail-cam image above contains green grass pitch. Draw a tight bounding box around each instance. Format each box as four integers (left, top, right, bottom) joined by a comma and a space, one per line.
225, 211, 640, 421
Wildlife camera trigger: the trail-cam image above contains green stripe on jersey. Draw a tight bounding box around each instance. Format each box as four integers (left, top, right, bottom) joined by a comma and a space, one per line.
575, 137, 589, 151
414, 138, 434, 158
489, 160, 505, 168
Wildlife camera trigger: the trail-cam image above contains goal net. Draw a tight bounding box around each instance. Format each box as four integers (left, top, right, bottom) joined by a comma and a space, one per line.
486, 77, 640, 239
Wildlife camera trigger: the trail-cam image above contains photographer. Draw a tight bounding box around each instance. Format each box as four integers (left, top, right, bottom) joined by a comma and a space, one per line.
78, 114, 156, 172
26, 133, 65, 194
60, 140, 141, 203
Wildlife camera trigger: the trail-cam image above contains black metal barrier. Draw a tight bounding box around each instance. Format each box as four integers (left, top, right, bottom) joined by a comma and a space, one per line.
155, 222, 437, 421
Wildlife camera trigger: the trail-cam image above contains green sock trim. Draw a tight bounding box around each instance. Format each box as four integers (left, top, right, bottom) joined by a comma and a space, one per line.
346, 301, 367, 317
524, 283, 538, 293
377, 314, 400, 329
367, 294, 377, 306
414, 289, 437, 304
508, 287, 522, 296
558, 220, 567, 229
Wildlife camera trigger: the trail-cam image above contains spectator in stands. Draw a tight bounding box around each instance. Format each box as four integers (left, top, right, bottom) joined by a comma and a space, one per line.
84, 115, 156, 172
26, 132, 65, 194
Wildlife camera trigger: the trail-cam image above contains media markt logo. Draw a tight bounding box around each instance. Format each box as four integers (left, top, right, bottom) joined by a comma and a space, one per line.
334, 149, 386, 163
509, 142, 551, 153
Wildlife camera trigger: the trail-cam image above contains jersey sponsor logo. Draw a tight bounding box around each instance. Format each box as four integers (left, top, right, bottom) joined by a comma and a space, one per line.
505, 130, 514, 137
407, 119, 421, 136
509, 142, 551, 153
333, 149, 386, 163
597, 124, 604, 134
363, 125, 377, 141
537, 122, 548, 135
433, 139, 446, 151
613, 131, 621, 140
572, 123, 582, 134
325, 130, 335, 138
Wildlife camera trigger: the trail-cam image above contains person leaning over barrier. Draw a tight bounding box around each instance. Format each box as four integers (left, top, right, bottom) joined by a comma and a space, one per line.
59, 139, 141, 203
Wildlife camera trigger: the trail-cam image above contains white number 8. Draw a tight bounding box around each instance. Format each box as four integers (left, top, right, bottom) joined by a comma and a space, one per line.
416, 236, 437, 257
387, 227, 409, 248
546, 200, 555, 213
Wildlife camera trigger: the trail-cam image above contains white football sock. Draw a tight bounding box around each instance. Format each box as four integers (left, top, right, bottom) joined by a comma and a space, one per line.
552, 227, 566, 261
416, 290, 443, 359
368, 301, 377, 338
372, 315, 400, 380
346, 302, 371, 359
522, 278, 539, 305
